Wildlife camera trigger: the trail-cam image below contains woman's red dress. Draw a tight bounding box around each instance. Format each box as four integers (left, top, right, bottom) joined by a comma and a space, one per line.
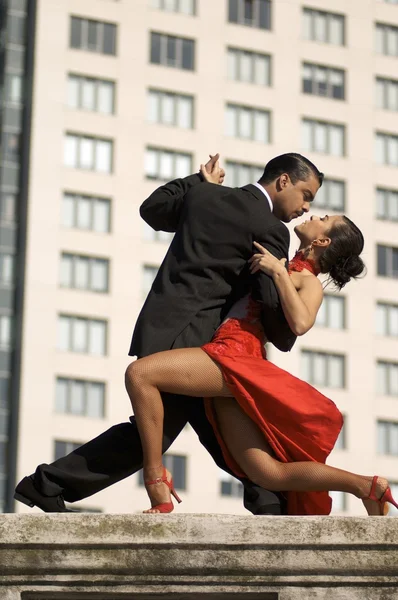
202, 253, 343, 516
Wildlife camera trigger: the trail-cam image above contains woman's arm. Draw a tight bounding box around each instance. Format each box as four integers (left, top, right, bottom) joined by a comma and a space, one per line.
249, 243, 323, 336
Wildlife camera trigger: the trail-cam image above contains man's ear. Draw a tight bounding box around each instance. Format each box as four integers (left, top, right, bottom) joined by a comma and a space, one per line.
279, 173, 290, 188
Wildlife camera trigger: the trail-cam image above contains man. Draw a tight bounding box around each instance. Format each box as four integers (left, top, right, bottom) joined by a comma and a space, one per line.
15, 152, 323, 515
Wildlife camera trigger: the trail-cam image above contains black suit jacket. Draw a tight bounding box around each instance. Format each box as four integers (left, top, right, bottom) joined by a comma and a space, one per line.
130, 174, 296, 357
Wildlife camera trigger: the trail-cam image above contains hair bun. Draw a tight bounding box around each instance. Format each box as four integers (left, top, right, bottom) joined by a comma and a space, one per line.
329, 255, 366, 290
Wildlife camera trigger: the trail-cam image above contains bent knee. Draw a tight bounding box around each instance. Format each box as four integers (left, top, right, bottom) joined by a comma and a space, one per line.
125, 359, 149, 390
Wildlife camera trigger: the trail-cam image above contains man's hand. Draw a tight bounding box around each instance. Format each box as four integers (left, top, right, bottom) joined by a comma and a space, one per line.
200, 153, 225, 184
249, 242, 287, 277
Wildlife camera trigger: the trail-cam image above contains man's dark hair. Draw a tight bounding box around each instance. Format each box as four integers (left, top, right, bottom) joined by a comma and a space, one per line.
259, 153, 324, 187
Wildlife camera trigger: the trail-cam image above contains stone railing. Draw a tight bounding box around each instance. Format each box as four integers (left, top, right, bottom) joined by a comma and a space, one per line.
0, 514, 398, 599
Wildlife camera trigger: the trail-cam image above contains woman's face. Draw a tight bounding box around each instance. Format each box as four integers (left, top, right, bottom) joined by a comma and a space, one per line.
294, 214, 345, 246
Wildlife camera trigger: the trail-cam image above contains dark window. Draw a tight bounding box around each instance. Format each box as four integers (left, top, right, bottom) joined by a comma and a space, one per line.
377, 245, 398, 278
103, 22, 116, 55
69, 17, 117, 55
7, 14, 25, 44
0, 378, 9, 409
70, 16, 82, 48
138, 454, 187, 490
54, 440, 82, 461
150, 32, 195, 70
302, 63, 345, 100
228, 0, 271, 30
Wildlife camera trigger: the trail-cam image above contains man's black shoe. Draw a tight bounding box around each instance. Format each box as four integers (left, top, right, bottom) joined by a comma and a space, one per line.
14, 476, 74, 513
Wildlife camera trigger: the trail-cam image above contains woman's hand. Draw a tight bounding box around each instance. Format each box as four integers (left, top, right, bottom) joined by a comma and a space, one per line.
249, 242, 287, 276
200, 153, 225, 184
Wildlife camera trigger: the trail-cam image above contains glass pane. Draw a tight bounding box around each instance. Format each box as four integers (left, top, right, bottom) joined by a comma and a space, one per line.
387, 81, 398, 111
377, 363, 387, 395
390, 424, 398, 455
159, 152, 174, 179
91, 259, 108, 292
93, 199, 110, 233
329, 181, 345, 210
58, 316, 70, 351
237, 165, 250, 188
314, 122, 327, 153
225, 105, 236, 136
375, 25, 384, 54
7, 74, 23, 103
389, 365, 398, 395
181, 39, 194, 70
254, 111, 269, 142
229, 0, 239, 23
147, 90, 159, 122
313, 353, 327, 386
329, 125, 344, 156
177, 96, 192, 128
88, 320, 106, 355
314, 12, 327, 42
240, 52, 252, 82
81, 78, 96, 110
328, 297, 344, 329
377, 422, 387, 454
162, 94, 175, 124
259, 0, 271, 30
239, 107, 252, 138
302, 9, 312, 40
87, 20, 98, 51
328, 355, 344, 388
87, 383, 104, 418
97, 80, 114, 114
375, 134, 385, 164
70, 17, 82, 48
315, 299, 327, 327
375, 79, 385, 109
55, 379, 68, 413
103, 23, 116, 55
387, 28, 398, 57
376, 189, 387, 218
387, 136, 398, 166
75, 256, 89, 289
80, 137, 95, 169
227, 49, 238, 80
72, 318, 88, 352
301, 351, 312, 382
254, 54, 270, 86
60, 254, 73, 287
62, 194, 75, 227
150, 33, 161, 64
0, 255, 14, 285
164, 0, 177, 11
329, 15, 344, 45
389, 192, 398, 220
143, 266, 157, 295
301, 120, 312, 151
166, 36, 177, 65
95, 140, 112, 173
70, 380, 85, 415
77, 197, 92, 229
175, 154, 191, 178
64, 135, 78, 167
377, 245, 387, 276
67, 76, 80, 108
0, 316, 12, 348
179, 0, 195, 15
391, 306, 398, 337
376, 304, 387, 335
145, 149, 158, 178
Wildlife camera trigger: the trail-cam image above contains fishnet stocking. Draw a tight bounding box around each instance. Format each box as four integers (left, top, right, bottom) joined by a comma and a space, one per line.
213, 398, 387, 513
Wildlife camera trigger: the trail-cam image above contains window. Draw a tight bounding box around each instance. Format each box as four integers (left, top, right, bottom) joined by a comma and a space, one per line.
70, 17, 116, 55
0, 254, 14, 285
375, 132, 398, 166
301, 350, 345, 388
375, 23, 398, 57
54, 440, 82, 461
219, 470, 243, 498
138, 454, 187, 489
143, 265, 158, 296
225, 104, 270, 142
0, 316, 12, 349
57, 315, 107, 355
143, 222, 174, 243
376, 78, 398, 112
376, 303, 398, 336
227, 47, 271, 86
330, 491, 347, 513
377, 421, 398, 456
302, 8, 345, 45
376, 188, 398, 221
59, 253, 109, 293
0, 193, 17, 223
377, 361, 398, 396
62, 193, 111, 233
4, 73, 23, 104
67, 74, 115, 114
302, 63, 345, 100
334, 417, 346, 450
377, 245, 398, 278
314, 179, 345, 210
389, 483, 398, 516
150, 32, 195, 70
228, 0, 271, 30
55, 377, 105, 418
315, 295, 345, 329
3, 133, 20, 162
302, 119, 345, 156
145, 147, 192, 180
151, 0, 196, 15
147, 90, 193, 128
64, 134, 113, 173
225, 161, 263, 187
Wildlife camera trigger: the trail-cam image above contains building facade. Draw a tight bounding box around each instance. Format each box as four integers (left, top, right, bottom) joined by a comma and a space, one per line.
1, 0, 397, 515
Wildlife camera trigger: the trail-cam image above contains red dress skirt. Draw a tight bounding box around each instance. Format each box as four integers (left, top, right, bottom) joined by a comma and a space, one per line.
202, 299, 343, 516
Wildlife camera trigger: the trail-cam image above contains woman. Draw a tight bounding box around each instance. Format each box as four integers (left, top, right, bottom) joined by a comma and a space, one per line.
125, 170, 397, 518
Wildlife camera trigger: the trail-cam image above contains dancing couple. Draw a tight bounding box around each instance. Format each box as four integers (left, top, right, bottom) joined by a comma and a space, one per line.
15, 153, 397, 517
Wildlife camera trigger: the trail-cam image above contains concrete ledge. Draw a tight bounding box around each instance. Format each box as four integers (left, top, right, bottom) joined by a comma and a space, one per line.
0, 514, 398, 599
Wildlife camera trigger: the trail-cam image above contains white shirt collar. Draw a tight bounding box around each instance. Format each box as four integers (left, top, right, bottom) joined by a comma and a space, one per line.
253, 182, 273, 212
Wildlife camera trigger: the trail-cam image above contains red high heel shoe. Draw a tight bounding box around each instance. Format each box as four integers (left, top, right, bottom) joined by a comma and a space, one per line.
144, 466, 182, 514
366, 476, 398, 515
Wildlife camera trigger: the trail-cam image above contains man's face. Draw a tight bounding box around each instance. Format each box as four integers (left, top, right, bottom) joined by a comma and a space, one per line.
272, 173, 320, 223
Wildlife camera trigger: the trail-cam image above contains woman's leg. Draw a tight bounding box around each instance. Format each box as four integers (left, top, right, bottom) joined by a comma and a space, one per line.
213, 398, 389, 516
125, 348, 231, 512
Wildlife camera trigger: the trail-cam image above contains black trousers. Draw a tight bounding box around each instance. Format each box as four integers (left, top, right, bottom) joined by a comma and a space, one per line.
34, 394, 286, 515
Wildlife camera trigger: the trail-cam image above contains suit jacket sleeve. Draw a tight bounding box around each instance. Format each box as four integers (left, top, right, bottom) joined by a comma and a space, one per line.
140, 173, 203, 232
251, 224, 297, 352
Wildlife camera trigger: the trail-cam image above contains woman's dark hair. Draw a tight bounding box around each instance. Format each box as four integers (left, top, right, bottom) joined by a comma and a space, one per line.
259, 153, 324, 187
319, 216, 366, 290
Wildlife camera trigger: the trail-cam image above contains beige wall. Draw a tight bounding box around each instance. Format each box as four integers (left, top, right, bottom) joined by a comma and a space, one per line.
15, 0, 398, 516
